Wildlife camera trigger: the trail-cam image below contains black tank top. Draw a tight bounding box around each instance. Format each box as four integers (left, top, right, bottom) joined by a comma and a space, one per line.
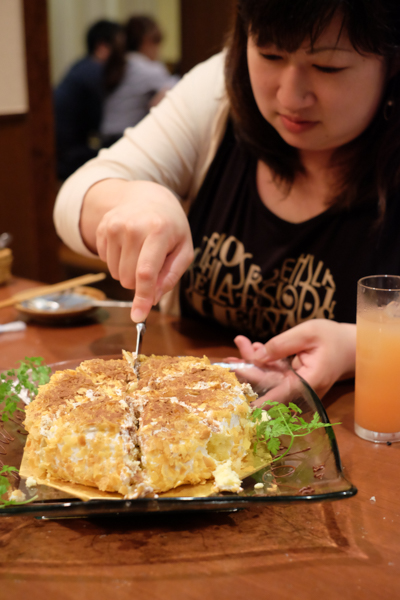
180, 121, 400, 341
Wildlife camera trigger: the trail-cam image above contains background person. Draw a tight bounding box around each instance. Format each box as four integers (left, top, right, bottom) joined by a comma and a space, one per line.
54, 19, 125, 181
100, 15, 179, 147
54, 0, 400, 399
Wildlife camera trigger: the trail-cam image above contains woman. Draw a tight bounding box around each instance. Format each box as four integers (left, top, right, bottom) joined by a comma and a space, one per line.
100, 15, 178, 146
54, 0, 400, 398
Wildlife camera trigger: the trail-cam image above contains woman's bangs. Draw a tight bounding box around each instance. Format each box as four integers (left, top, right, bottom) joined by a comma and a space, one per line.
241, 0, 397, 56
242, 0, 338, 51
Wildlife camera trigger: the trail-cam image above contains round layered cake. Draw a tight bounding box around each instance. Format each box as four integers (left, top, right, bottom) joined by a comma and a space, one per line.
23, 353, 256, 498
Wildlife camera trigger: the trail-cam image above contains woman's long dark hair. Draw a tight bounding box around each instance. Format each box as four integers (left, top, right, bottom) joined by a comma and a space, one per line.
125, 16, 163, 52
104, 16, 163, 94
225, 0, 400, 214
103, 25, 126, 94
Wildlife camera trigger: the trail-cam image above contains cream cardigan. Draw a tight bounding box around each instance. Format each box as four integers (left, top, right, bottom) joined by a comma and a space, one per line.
53, 52, 230, 314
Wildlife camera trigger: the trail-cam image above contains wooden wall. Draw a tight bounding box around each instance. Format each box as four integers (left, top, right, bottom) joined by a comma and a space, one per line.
180, 0, 236, 74
0, 0, 63, 283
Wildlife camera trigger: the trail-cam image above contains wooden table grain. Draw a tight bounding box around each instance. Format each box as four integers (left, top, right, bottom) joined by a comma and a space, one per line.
0, 278, 399, 600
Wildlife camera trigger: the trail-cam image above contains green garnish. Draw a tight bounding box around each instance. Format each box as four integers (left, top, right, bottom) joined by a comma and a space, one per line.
251, 401, 338, 463
0, 357, 50, 507
0, 356, 51, 422
0, 465, 18, 498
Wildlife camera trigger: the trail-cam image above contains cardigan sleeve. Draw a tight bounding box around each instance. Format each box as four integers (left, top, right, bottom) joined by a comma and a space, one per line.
53, 52, 227, 258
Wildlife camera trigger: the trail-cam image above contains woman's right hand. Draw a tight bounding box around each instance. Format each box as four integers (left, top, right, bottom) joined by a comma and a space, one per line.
80, 179, 194, 322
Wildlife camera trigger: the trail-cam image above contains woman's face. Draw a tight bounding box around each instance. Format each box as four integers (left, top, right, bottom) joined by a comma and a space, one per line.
247, 14, 387, 156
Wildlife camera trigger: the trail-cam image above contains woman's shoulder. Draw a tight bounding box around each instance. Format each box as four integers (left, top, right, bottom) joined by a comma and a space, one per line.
127, 52, 170, 74
181, 52, 226, 90
165, 51, 227, 125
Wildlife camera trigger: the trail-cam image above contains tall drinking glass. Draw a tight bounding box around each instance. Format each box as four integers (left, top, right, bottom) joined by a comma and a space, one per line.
355, 275, 400, 443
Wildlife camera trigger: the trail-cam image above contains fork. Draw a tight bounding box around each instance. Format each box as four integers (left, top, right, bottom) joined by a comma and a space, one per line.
133, 321, 146, 379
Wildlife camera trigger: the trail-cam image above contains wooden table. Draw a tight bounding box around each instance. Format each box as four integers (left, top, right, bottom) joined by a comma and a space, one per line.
0, 278, 399, 599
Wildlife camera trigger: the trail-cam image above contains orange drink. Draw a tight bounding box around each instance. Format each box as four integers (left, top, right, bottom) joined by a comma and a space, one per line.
355, 275, 400, 443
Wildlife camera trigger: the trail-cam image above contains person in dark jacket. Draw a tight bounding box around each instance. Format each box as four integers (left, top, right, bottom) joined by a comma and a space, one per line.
54, 19, 125, 181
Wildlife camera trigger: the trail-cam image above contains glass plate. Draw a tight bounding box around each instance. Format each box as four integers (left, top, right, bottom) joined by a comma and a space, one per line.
0, 355, 357, 518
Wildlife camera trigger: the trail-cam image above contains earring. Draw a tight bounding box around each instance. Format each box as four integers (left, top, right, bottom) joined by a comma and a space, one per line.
384, 97, 395, 121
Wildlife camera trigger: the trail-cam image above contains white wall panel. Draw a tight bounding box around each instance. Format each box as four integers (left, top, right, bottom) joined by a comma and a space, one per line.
0, 0, 28, 115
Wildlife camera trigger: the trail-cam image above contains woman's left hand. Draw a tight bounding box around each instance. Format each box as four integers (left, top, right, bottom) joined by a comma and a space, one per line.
234, 319, 356, 400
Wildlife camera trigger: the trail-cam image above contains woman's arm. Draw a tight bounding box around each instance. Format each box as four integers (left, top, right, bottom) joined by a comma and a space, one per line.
53, 52, 227, 260
235, 319, 356, 402
53, 53, 227, 321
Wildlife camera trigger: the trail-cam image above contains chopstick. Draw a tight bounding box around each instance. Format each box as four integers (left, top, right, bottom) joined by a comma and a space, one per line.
0, 272, 107, 309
